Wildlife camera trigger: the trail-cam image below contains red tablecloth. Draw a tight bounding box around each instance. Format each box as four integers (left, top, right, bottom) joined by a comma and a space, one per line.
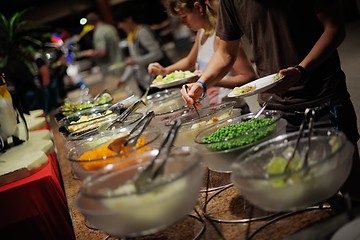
0, 152, 76, 240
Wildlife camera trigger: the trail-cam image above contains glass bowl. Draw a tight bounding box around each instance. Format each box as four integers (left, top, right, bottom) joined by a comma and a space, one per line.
194, 110, 286, 173
59, 92, 113, 116
167, 101, 238, 147
74, 146, 205, 237
230, 128, 354, 212
67, 125, 161, 180
65, 112, 143, 148
146, 88, 181, 104
148, 92, 210, 127
58, 103, 123, 136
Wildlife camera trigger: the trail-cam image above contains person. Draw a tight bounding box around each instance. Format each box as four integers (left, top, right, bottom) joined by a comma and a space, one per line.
115, 5, 172, 94
50, 50, 86, 102
148, 0, 256, 111
80, 12, 123, 77
181, 0, 360, 206
23, 51, 55, 113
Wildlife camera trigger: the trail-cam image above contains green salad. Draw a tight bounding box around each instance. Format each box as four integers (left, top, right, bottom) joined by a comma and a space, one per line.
153, 70, 195, 85
61, 93, 112, 115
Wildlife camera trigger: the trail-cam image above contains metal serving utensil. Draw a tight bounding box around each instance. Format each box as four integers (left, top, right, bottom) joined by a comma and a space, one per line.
254, 96, 273, 118
107, 111, 155, 152
283, 108, 315, 177
133, 119, 182, 193
105, 87, 150, 130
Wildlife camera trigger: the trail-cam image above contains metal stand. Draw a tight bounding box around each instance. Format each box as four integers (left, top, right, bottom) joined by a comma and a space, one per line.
202, 182, 280, 223
244, 205, 332, 240
199, 168, 233, 193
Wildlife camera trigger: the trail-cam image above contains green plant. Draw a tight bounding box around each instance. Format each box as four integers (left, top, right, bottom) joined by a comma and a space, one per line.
0, 9, 50, 92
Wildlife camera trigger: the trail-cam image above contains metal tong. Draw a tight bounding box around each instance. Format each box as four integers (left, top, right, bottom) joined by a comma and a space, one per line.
133, 119, 182, 193
106, 87, 150, 130
253, 96, 273, 118
284, 108, 315, 176
107, 111, 155, 152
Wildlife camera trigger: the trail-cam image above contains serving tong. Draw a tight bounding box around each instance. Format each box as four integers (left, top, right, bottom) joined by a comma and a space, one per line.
253, 96, 273, 118
133, 119, 182, 193
105, 87, 150, 130
107, 111, 155, 152
284, 108, 315, 177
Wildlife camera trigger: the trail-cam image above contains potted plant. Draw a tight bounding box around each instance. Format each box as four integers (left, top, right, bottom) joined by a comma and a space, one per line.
0, 9, 50, 111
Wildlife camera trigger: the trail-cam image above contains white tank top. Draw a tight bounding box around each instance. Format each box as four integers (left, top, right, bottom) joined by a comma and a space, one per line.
196, 29, 215, 71
196, 29, 246, 107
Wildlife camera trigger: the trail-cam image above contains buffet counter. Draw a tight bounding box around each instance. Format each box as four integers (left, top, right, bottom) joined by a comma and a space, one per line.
47, 110, 338, 240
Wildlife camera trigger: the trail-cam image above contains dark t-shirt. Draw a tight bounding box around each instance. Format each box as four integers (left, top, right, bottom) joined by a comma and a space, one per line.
217, 0, 350, 111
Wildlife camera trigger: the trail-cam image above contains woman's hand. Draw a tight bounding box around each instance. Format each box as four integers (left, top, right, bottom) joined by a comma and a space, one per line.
147, 62, 167, 76
181, 82, 204, 107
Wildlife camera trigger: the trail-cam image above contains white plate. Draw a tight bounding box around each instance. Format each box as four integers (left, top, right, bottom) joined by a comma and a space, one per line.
151, 75, 198, 89
331, 217, 360, 240
227, 73, 284, 98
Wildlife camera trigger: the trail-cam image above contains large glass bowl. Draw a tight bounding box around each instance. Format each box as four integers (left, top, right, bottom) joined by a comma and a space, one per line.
66, 112, 143, 146
59, 91, 113, 116
57, 103, 123, 136
67, 125, 161, 180
230, 128, 354, 212
135, 89, 183, 118
74, 146, 205, 237
194, 110, 286, 173
148, 92, 210, 127
168, 101, 239, 146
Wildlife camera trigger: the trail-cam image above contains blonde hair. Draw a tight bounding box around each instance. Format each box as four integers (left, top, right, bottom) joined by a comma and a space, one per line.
167, 0, 217, 35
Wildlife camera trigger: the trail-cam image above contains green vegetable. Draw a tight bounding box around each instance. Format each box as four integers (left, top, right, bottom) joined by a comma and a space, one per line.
202, 118, 275, 151
61, 93, 112, 115
266, 151, 311, 188
153, 70, 194, 85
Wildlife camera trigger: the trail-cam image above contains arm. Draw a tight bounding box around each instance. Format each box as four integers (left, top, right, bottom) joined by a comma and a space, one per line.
181, 38, 239, 105
132, 27, 164, 66
147, 31, 200, 76
38, 64, 50, 87
275, 0, 345, 91
214, 38, 257, 88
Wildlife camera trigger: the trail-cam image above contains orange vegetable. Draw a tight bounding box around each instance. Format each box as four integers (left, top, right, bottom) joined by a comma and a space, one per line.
78, 136, 150, 170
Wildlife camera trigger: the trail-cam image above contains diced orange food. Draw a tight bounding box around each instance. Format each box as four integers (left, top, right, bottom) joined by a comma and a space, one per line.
78, 136, 150, 170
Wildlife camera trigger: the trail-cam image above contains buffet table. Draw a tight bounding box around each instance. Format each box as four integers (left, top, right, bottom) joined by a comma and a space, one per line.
47, 108, 339, 240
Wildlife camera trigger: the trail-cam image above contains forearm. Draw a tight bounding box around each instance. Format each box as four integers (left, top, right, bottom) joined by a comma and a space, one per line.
215, 73, 255, 88
39, 66, 50, 87
215, 42, 257, 88
299, 0, 345, 72
198, 39, 239, 88
165, 57, 196, 74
